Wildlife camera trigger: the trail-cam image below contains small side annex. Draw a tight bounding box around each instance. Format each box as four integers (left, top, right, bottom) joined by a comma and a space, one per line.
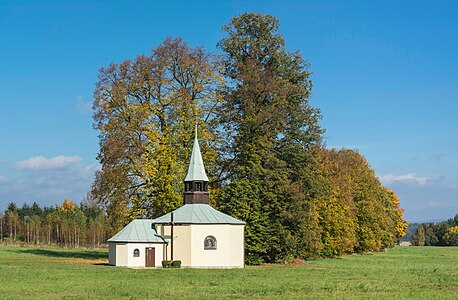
108, 220, 167, 268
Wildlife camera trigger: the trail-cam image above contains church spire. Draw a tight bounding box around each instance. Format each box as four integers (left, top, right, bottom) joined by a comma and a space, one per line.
184, 125, 209, 182
183, 124, 210, 204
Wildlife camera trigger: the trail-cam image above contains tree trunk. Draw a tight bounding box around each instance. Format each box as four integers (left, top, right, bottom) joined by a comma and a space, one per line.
56, 224, 60, 245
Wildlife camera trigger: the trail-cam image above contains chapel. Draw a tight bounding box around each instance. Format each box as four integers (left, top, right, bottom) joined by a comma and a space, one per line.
108, 128, 245, 268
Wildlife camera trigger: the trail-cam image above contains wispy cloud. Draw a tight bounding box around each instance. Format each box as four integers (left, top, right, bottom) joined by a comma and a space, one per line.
327, 144, 366, 150
380, 173, 430, 186
15, 156, 82, 171
76, 96, 91, 115
0, 159, 100, 209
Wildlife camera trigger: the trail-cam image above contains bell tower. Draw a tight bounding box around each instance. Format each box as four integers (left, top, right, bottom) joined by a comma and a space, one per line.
183, 125, 210, 204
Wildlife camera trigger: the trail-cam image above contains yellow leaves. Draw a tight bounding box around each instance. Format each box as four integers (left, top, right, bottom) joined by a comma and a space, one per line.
385, 188, 400, 207
384, 188, 407, 238
447, 226, 458, 235
58, 199, 77, 213
443, 226, 458, 245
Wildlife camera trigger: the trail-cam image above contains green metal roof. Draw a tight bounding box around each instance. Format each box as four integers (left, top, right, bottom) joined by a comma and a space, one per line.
107, 220, 167, 243
152, 204, 245, 225
184, 126, 209, 182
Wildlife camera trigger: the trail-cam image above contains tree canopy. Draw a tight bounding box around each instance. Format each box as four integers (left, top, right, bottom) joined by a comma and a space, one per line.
92, 37, 223, 233
87, 13, 407, 263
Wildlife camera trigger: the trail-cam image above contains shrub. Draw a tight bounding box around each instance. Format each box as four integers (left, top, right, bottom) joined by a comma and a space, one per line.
172, 260, 181, 268
162, 260, 172, 268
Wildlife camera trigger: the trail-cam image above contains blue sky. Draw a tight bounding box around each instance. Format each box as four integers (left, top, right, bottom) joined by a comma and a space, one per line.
0, 0, 457, 222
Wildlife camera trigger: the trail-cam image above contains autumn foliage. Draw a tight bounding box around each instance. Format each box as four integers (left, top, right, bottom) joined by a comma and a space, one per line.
89, 13, 408, 263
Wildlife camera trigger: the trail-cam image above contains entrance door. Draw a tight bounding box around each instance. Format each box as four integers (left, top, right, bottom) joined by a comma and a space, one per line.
145, 247, 155, 267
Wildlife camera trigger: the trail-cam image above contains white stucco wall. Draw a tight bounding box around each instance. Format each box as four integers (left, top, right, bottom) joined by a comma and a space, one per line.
157, 224, 192, 266
114, 243, 128, 266
229, 225, 245, 267
154, 223, 245, 268
108, 243, 116, 265
190, 224, 244, 268
109, 242, 165, 267
126, 243, 165, 268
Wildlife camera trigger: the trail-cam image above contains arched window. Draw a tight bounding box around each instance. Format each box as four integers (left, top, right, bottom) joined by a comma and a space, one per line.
204, 236, 217, 250
133, 249, 140, 257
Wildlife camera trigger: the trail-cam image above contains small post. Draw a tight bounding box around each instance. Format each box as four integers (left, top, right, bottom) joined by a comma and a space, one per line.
171, 212, 174, 261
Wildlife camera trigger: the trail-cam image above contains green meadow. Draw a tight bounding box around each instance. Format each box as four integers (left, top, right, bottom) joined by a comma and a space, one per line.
0, 246, 457, 299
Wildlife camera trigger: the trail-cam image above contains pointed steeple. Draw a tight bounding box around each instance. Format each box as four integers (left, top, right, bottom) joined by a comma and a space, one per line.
183, 125, 210, 205
184, 125, 209, 182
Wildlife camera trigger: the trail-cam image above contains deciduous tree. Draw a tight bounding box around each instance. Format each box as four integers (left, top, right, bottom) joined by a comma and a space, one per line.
217, 13, 324, 262
92, 37, 223, 232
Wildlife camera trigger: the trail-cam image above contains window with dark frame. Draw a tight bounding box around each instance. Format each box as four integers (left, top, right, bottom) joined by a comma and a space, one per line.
204, 235, 217, 250
133, 248, 140, 257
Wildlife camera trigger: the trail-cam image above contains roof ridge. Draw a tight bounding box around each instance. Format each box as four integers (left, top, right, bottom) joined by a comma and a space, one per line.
192, 204, 202, 223
206, 205, 220, 223
150, 204, 245, 225
107, 219, 167, 243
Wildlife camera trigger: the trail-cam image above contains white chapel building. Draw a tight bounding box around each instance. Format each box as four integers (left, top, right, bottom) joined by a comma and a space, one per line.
108, 129, 245, 268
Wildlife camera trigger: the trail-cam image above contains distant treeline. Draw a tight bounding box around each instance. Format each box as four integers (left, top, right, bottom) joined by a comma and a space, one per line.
411, 214, 458, 246
0, 198, 109, 248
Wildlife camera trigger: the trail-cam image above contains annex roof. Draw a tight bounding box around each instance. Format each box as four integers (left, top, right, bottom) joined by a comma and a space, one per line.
107, 219, 167, 243
152, 204, 245, 225
184, 126, 209, 182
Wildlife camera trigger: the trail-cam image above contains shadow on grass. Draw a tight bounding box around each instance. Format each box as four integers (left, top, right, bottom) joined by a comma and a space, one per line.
22, 248, 107, 260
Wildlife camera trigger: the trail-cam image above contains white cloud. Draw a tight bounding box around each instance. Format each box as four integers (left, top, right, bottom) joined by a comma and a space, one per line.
15, 156, 82, 171
76, 96, 91, 115
380, 173, 430, 186
0, 160, 100, 210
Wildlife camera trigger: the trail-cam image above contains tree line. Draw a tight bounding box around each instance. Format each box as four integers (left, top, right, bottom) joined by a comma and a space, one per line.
0, 198, 109, 248
91, 13, 408, 264
411, 214, 458, 246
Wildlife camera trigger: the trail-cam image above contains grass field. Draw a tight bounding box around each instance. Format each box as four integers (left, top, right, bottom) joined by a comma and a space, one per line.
0, 246, 457, 299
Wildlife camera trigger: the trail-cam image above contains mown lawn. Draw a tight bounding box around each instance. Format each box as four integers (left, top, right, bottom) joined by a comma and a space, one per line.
0, 245, 457, 299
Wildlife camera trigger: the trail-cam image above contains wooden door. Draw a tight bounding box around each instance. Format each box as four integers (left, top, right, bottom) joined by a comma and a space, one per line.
145, 247, 155, 267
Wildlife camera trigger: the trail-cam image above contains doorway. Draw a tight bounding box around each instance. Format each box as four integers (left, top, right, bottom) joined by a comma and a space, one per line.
145, 247, 155, 267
